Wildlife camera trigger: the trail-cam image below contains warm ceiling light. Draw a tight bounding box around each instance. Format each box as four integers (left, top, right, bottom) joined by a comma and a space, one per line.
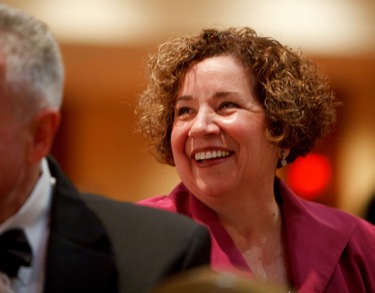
3, 0, 375, 55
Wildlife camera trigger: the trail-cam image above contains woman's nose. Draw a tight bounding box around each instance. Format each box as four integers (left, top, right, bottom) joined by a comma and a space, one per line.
188, 109, 220, 138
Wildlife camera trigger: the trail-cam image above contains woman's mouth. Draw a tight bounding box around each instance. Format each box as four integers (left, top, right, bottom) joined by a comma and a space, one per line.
194, 150, 232, 163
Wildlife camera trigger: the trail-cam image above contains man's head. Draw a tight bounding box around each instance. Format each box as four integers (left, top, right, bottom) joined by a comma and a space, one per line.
0, 4, 64, 218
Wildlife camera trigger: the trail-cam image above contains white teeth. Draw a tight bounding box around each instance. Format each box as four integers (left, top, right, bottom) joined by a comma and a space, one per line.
194, 150, 230, 161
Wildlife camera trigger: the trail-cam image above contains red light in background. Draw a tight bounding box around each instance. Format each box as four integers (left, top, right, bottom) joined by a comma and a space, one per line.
286, 153, 332, 200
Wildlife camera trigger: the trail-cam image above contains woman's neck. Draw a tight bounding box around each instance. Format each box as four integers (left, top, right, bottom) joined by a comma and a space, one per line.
215, 194, 289, 287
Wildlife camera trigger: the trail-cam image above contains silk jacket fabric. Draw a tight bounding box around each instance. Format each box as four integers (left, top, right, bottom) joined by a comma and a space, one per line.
138, 178, 375, 292
44, 157, 211, 293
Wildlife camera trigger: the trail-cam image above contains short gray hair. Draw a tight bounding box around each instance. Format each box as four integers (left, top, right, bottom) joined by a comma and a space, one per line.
0, 4, 64, 110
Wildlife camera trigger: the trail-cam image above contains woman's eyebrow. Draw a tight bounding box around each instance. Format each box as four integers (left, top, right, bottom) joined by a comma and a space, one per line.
214, 91, 236, 98
176, 91, 237, 102
175, 95, 192, 102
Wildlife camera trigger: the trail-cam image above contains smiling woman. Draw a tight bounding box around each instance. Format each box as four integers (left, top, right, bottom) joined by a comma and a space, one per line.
136, 27, 375, 292
171, 55, 273, 201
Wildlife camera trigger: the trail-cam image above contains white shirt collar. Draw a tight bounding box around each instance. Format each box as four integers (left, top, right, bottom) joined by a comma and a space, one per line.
0, 158, 54, 292
0, 158, 54, 231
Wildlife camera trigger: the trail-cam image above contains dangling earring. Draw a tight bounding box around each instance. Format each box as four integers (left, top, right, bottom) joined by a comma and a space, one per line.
280, 149, 288, 167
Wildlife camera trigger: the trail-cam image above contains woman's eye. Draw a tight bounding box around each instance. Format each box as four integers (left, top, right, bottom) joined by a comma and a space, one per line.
218, 102, 239, 110
175, 107, 192, 116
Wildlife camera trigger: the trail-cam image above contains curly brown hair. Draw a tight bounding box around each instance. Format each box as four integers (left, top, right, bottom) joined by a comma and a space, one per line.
136, 27, 338, 167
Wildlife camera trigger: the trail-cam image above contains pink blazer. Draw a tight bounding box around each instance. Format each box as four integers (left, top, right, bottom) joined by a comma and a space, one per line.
138, 178, 375, 292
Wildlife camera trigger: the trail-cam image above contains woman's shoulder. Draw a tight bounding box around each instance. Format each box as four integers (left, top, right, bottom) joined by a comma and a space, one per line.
294, 193, 375, 249
278, 178, 375, 242
301, 196, 373, 228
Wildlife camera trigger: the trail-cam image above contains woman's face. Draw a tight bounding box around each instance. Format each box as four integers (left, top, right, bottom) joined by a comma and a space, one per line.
171, 55, 279, 201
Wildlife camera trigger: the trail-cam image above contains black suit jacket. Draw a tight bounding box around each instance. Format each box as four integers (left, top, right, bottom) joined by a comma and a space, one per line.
43, 158, 211, 293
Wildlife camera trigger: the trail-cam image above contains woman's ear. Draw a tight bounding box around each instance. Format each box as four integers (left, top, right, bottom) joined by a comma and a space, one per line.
27, 109, 61, 163
279, 148, 291, 167
279, 148, 290, 159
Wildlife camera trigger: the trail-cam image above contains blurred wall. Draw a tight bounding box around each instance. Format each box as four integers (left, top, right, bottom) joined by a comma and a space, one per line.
51, 44, 180, 203
50, 43, 375, 217
315, 56, 375, 216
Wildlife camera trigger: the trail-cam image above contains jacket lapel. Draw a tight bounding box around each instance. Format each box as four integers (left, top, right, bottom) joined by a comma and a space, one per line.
44, 157, 118, 292
278, 179, 355, 292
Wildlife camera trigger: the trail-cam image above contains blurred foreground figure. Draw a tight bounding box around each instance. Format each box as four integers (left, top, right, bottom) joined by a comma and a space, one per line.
0, 4, 211, 293
151, 266, 285, 293
137, 27, 375, 292
364, 192, 375, 225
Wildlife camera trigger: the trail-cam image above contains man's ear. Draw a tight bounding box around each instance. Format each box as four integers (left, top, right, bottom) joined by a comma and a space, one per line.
27, 109, 61, 163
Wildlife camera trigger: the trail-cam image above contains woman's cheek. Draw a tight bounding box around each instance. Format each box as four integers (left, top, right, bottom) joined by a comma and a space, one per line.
171, 126, 185, 158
